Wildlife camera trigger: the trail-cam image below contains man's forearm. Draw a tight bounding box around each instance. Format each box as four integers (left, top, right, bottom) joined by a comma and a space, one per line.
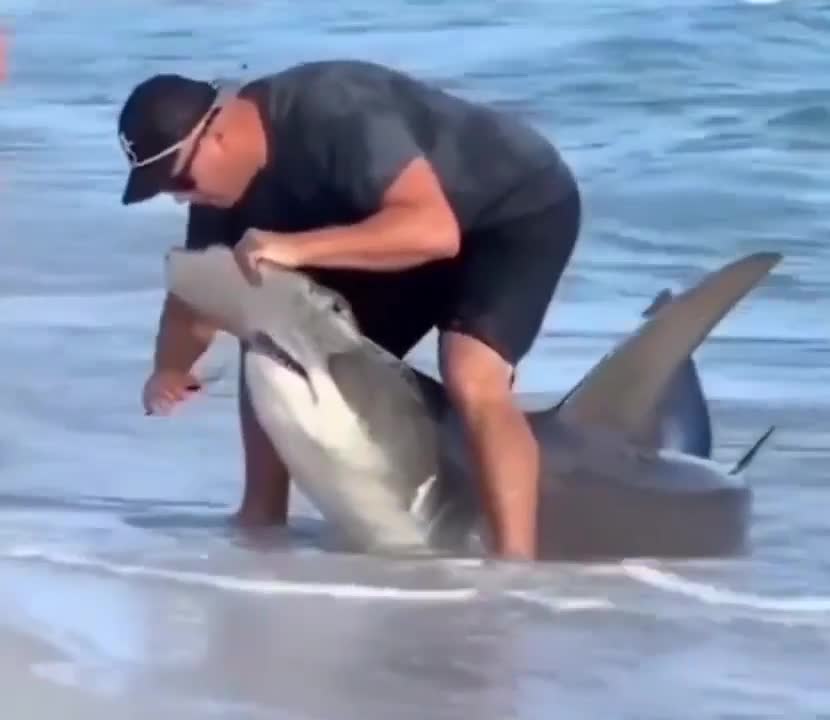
290, 204, 460, 271
153, 293, 217, 373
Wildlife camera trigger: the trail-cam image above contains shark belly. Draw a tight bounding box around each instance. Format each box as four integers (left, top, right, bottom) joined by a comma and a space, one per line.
243, 357, 433, 554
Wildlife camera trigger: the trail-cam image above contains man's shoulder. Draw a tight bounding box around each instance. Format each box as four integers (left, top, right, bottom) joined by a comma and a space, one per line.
240, 60, 379, 96
241, 60, 438, 117
247, 59, 410, 86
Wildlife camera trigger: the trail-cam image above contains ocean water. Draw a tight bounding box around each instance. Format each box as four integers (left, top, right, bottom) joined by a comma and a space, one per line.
1, 1, 829, 718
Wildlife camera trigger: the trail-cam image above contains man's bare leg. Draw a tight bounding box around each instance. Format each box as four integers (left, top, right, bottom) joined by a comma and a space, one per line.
232, 352, 290, 526
439, 331, 538, 560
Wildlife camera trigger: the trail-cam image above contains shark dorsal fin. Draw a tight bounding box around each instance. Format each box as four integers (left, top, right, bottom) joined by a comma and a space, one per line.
638, 287, 712, 457
555, 252, 781, 445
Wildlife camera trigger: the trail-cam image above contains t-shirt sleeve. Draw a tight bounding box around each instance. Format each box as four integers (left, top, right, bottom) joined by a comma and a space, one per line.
306, 89, 423, 215
185, 203, 242, 250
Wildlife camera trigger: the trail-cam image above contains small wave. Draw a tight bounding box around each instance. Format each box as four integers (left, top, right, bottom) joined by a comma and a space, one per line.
4, 547, 618, 613
5, 547, 477, 603
508, 590, 614, 613
768, 105, 830, 129
621, 561, 830, 613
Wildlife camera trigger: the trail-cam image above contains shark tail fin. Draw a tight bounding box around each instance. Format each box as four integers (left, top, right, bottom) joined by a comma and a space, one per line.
553, 252, 782, 448
730, 425, 776, 475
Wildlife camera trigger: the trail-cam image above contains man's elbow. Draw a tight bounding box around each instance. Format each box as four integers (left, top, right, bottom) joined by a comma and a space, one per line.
382, 157, 461, 260
422, 203, 460, 260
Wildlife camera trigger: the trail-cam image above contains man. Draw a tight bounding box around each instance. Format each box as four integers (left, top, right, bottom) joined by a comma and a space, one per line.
118, 60, 581, 560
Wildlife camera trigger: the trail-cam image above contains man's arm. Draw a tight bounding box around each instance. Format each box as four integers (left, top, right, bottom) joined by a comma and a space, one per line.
152, 202, 239, 373
152, 292, 217, 374
266, 96, 459, 272
284, 156, 460, 271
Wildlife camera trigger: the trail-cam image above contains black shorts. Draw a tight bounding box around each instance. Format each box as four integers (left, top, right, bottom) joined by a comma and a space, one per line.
310, 171, 581, 366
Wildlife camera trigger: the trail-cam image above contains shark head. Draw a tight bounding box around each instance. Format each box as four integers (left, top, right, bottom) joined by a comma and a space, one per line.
164, 245, 365, 406
165, 244, 441, 552
242, 276, 364, 413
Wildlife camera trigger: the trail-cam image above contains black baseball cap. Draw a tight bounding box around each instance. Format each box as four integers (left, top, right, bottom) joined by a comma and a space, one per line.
117, 73, 225, 205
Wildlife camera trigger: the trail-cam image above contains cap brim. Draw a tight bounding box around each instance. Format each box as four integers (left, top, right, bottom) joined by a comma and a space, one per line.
121, 153, 177, 205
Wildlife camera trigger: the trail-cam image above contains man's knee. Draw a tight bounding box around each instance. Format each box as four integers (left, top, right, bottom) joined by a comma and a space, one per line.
439, 331, 515, 412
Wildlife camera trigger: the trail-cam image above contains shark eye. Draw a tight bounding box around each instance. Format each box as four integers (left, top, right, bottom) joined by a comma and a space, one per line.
328, 293, 352, 318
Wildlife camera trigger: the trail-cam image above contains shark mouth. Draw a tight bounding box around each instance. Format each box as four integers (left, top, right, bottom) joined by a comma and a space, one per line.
247, 330, 318, 405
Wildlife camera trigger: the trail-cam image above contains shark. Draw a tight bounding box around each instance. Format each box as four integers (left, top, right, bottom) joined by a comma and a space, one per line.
164, 245, 781, 560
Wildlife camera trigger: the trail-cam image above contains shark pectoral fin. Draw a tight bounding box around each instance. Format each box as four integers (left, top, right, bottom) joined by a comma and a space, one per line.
554, 252, 782, 447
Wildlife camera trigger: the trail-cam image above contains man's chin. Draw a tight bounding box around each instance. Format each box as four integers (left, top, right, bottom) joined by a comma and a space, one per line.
202, 194, 235, 208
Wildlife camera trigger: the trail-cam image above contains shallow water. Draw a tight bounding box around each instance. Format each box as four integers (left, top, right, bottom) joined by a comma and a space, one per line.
1, 1, 829, 718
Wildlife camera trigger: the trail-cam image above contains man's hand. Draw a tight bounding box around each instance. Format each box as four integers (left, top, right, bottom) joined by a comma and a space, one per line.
142, 369, 201, 415
233, 228, 302, 285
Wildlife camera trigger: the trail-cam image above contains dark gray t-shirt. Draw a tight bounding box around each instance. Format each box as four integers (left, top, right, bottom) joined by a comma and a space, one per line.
186, 60, 575, 250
